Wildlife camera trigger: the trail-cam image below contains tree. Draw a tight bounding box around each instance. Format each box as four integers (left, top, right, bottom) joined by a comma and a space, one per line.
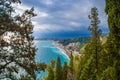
78, 7, 102, 80
62, 62, 68, 80
46, 59, 69, 80
79, 56, 95, 80
55, 57, 62, 80
69, 52, 74, 74
46, 60, 55, 80
78, 43, 97, 80
0, 0, 39, 79
104, 0, 120, 79
68, 51, 74, 80
88, 7, 102, 76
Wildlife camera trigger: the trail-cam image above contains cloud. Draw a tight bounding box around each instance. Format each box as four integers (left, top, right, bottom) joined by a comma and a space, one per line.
16, 0, 108, 38
34, 8, 49, 19
63, 0, 93, 20
40, 0, 54, 5
69, 21, 82, 27
12, 3, 50, 33
13, 3, 49, 18
33, 22, 73, 33
33, 21, 52, 33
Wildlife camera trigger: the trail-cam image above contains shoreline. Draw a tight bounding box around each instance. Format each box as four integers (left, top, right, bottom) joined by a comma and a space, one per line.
57, 46, 70, 60
54, 41, 71, 57
54, 41, 81, 58
35, 40, 80, 58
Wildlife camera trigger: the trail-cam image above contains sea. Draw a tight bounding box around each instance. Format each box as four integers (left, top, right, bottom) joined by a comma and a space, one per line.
34, 40, 70, 79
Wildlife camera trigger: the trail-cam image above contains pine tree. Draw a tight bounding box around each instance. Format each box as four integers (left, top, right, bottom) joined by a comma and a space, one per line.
104, 0, 120, 79
0, 0, 39, 79
68, 51, 74, 80
79, 43, 96, 80
55, 57, 62, 80
62, 62, 68, 80
78, 7, 102, 80
46, 60, 55, 80
69, 52, 74, 74
88, 7, 102, 77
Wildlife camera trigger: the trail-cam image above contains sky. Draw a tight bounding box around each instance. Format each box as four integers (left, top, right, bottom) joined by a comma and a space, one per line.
15, 0, 109, 39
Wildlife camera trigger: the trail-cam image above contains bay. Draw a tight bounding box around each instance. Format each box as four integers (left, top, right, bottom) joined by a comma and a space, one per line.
34, 40, 70, 79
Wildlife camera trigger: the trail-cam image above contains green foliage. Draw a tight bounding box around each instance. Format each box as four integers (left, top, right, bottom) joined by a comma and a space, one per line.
105, 0, 120, 79
69, 52, 74, 74
100, 67, 116, 80
46, 58, 68, 80
46, 60, 55, 80
62, 62, 68, 80
75, 55, 85, 80
55, 57, 62, 80
0, 0, 42, 79
88, 7, 102, 75
67, 52, 75, 80
79, 56, 96, 80
76, 7, 102, 80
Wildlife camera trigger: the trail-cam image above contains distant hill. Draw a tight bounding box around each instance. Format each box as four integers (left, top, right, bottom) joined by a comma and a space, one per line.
58, 35, 108, 54
58, 36, 90, 53
79, 34, 108, 53
58, 36, 90, 46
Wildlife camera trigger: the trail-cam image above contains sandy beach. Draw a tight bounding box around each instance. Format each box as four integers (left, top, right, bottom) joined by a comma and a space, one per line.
54, 41, 70, 56
54, 41, 80, 58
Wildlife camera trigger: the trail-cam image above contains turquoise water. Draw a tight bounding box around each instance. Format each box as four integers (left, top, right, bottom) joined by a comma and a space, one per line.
35, 40, 70, 79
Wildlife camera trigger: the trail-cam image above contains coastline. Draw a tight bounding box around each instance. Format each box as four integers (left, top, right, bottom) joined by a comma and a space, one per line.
54, 41, 80, 58
35, 40, 80, 59
57, 47, 70, 60
54, 41, 70, 58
